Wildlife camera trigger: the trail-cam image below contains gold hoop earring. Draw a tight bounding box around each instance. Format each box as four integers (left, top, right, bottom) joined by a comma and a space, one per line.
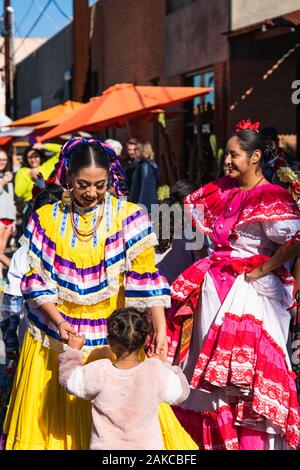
62, 184, 72, 207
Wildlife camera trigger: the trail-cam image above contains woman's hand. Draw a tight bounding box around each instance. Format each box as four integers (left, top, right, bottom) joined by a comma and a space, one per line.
149, 306, 168, 361
245, 266, 265, 282
32, 143, 44, 150
146, 338, 168, 362
149, 330, 168, 362
68, 333, 85, 350
58, 321, 76, 341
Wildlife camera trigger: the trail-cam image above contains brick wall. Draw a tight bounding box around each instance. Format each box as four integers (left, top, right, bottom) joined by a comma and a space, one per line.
91, 0, 165, 88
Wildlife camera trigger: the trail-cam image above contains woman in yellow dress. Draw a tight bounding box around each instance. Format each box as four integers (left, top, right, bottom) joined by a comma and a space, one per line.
2, 138, 196, 450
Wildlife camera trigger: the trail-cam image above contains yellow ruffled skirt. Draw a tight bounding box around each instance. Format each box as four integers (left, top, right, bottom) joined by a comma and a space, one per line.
4, 332, 198, 450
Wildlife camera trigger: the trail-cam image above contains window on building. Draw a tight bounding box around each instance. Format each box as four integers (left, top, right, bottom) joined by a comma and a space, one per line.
166, 0, 196, 15
30, 96, 42, 114
186, 70, 215, 114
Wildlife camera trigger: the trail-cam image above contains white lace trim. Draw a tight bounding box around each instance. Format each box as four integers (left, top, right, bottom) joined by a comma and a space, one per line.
57, 278, 121, 305
27, 294, 58, 308
27, 252, 58, 290
125, 232, 158, 270
27, 321, 63, 352
125, 296, 171, 309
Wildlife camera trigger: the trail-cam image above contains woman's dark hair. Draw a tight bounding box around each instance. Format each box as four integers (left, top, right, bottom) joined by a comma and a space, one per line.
23, 147, 45, 168
68, 142, 110, 176
33, 183, 63, 211
232, 129, 278, 174
107, 307, 151, 353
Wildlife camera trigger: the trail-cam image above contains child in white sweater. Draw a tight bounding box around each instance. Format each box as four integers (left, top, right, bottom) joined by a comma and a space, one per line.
58, 307, 190, 450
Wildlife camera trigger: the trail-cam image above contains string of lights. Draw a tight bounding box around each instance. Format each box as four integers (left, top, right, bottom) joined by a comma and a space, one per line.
229, 41, 300, 111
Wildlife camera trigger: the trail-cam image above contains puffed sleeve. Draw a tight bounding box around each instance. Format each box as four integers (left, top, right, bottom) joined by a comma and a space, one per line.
122, 203, 170, 308
21, 268, 58, 307
20, 209, 58, 307
262, 219, 300, 245
125, 247, 170, 308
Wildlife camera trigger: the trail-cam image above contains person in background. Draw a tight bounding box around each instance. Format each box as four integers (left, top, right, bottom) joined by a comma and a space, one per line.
14, 142, 61, 204
156, 180, 204, 284
260, 126, 294, 182
105, 139, 123, 157
0, 149, 16, 287
14, 142, 61, 232
58, 307, 191, 450
123, 138, 141, 192
129, 141, 159, 215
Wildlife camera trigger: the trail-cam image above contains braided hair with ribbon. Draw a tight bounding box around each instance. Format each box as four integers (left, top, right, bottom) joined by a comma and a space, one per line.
55, 138, 128, 197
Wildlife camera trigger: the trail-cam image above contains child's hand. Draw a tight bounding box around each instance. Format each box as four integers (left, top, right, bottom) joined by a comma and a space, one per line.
67, 334, 85, 350
146, 348, 166, 362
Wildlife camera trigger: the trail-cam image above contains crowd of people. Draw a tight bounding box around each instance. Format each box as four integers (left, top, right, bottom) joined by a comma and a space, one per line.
0, 120, 299, 451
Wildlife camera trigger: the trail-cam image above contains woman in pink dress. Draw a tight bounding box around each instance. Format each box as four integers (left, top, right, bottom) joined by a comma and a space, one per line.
167, 120, 300, 450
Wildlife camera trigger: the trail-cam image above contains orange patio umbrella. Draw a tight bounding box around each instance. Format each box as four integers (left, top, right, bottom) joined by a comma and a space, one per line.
40, 83, 212, 141
9, 100, 83, 127
34, 102, 86, 135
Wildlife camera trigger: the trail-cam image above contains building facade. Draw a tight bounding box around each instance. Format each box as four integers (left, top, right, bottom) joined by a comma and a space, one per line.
14, 25, 72, 119
0, 37, 46, 115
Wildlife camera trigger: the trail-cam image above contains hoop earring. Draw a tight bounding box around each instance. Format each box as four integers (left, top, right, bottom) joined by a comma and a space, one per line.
62, 184, 72, 207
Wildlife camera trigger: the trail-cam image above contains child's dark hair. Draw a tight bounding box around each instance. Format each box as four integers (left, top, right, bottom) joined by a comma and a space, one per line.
107, 308, 151, 353
33, 183, 63, 210
156, 179, 197, 254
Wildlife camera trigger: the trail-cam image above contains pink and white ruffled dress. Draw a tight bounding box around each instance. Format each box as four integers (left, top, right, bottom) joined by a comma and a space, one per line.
167, 177, 300, 450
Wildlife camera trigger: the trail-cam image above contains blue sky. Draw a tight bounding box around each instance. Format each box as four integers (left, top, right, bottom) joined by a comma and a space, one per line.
1, 0, 96, 38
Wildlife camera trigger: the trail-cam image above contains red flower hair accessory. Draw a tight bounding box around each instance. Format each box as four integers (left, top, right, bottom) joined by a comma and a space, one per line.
235, 119, 260, 133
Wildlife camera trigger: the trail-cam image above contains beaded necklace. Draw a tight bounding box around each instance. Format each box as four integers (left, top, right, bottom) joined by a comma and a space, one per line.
70, 202, 104, 243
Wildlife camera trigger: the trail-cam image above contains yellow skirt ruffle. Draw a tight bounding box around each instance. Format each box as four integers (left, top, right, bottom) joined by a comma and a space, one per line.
4, 331, 198, 450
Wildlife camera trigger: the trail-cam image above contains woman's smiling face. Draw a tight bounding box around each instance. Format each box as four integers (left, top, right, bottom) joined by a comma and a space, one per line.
224, 136, 254, 180
70, 166, 108, 209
